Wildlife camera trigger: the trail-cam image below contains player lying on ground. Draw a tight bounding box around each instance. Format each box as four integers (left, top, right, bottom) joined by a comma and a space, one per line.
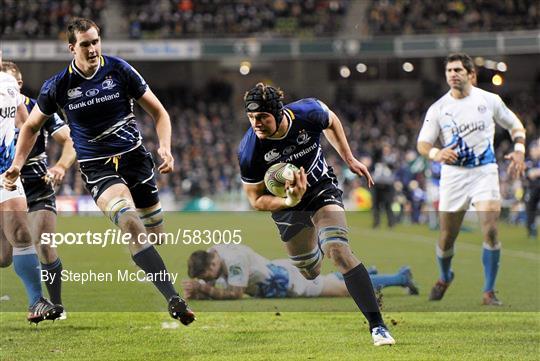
417, 52, 526, 305
237, 82, 395, 346
182, 244, 419, 300
0, 59, 63, 323
2, 18, 194, 325
0, 61, 75, 320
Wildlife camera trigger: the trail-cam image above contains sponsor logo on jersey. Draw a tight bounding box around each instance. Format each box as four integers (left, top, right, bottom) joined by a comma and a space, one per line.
91, 186, 99, 198
477, 104, 487, 113
0, 106, 16, 119
264, 148, 280, 162
283, 145, 296, 155
102, 78, 116, 90
67, 87, 83, 99
85, 88, 100, 97
296, 129, 311, 145
451, 121, 485, 136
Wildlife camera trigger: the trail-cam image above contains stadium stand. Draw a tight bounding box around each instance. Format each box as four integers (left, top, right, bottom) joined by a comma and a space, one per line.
367, 0, 540, 36
123, 0, 349, 39
0, 0, 106, 39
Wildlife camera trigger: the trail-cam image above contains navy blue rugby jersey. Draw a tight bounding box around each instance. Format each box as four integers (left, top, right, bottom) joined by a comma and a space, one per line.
238, 98, 338, 190
21, 96, 67, 179
36, 55, 148, 161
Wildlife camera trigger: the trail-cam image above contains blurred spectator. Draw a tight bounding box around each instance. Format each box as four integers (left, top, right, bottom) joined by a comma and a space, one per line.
124, 0, 348, 39
371, 143, 396, 228
1, 0, 106, 40
367, 0, 540, 36
525, 140, 540, 238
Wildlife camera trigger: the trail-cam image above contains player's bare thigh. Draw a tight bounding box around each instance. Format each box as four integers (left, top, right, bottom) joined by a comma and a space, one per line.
474, 200, 501, 246
0, 229, 13, 267
0, 197, 33, 248
28, 210, 58, 264
312, 204, 359, 272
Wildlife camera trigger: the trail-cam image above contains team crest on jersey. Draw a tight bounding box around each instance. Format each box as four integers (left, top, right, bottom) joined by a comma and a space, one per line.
477, 105, 487, 113
264, 149, 280, 162
7, 87, 15, 98
85, 88, 99, 97
102, 78, 116, 90
283, 145, 296, 155
67, 87, 83, 99
296, 130, 311, 145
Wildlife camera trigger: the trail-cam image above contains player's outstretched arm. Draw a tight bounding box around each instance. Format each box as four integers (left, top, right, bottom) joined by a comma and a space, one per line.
504, 133, 526, 179
46, 127, 76, 186
136, 89, 174, 174
243, 167, 307, 211
2, 105, 44, 190
323, 111, 374, 187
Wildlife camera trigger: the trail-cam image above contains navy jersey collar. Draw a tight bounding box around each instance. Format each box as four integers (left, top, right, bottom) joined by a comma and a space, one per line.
69, 56, 104, 80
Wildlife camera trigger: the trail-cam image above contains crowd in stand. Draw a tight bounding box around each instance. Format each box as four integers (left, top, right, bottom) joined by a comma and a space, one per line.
0, 0, 106, 39
124, 0, 348, 39
367, 0, 540, 36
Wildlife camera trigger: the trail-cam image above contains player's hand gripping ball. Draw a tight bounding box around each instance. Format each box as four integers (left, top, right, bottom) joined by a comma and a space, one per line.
264, 162, 300, 197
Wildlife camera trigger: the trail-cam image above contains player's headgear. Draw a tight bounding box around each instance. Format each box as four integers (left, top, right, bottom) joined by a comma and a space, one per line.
244, 82, 284, 131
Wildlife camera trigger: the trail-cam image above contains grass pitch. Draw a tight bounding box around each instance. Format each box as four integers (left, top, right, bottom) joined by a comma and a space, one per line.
1, 212, 539, 360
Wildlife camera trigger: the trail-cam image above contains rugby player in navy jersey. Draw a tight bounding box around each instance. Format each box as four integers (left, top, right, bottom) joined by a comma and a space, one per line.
238, 83, 395, 346
3, 18, 194, 325
0, 61, 75, 318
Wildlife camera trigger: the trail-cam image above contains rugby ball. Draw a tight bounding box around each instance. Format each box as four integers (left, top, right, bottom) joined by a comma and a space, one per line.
264, 162, 300, 197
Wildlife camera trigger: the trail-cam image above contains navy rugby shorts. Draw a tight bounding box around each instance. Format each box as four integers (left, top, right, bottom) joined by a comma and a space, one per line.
21, 164, 57, 213
271, 179, 344, 242
79, 145, 159, 209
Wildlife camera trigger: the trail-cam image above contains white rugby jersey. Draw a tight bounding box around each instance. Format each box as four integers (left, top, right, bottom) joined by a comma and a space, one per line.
418, 86, 521, 167
211, 244, 290, 298
0, 72, 22, 173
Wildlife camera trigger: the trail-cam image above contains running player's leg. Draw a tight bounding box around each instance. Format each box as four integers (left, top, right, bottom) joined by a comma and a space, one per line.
313, 204, 391, 342
29, 209, 63, 305
96, 183, 195, 324
0, 195, 62, 322
475, 200, 503, 305
0, 229, 13, 267
429, 210, 465, 300
283, 227, 322, 280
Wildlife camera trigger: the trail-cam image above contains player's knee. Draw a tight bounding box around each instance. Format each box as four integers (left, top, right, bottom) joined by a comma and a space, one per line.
38, 244, 57, 264
138, 203, 163, 229
290, 247, 323, 280
0, 254, 12, 268
106, 197, 136, 226
318, 226, 349, 253
11, 227, 33, 248
485, 226, 498, 244
325, 243, 354, 270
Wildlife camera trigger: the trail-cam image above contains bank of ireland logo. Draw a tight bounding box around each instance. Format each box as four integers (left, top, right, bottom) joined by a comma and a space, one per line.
102, 78, 116, 90
264, 148, 280, 162
67, 87, 83, 99
296, 129, 311, 145
85, 88, 99, 97
477, 104, 487, 113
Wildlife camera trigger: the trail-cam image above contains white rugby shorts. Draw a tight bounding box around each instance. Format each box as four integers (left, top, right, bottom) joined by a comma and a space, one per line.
439, 163, 500, 212
0, 177, 25, 204
273, 259, 324, 297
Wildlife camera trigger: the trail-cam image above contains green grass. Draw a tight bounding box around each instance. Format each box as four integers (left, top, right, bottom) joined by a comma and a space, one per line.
1, 213, 539, 360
